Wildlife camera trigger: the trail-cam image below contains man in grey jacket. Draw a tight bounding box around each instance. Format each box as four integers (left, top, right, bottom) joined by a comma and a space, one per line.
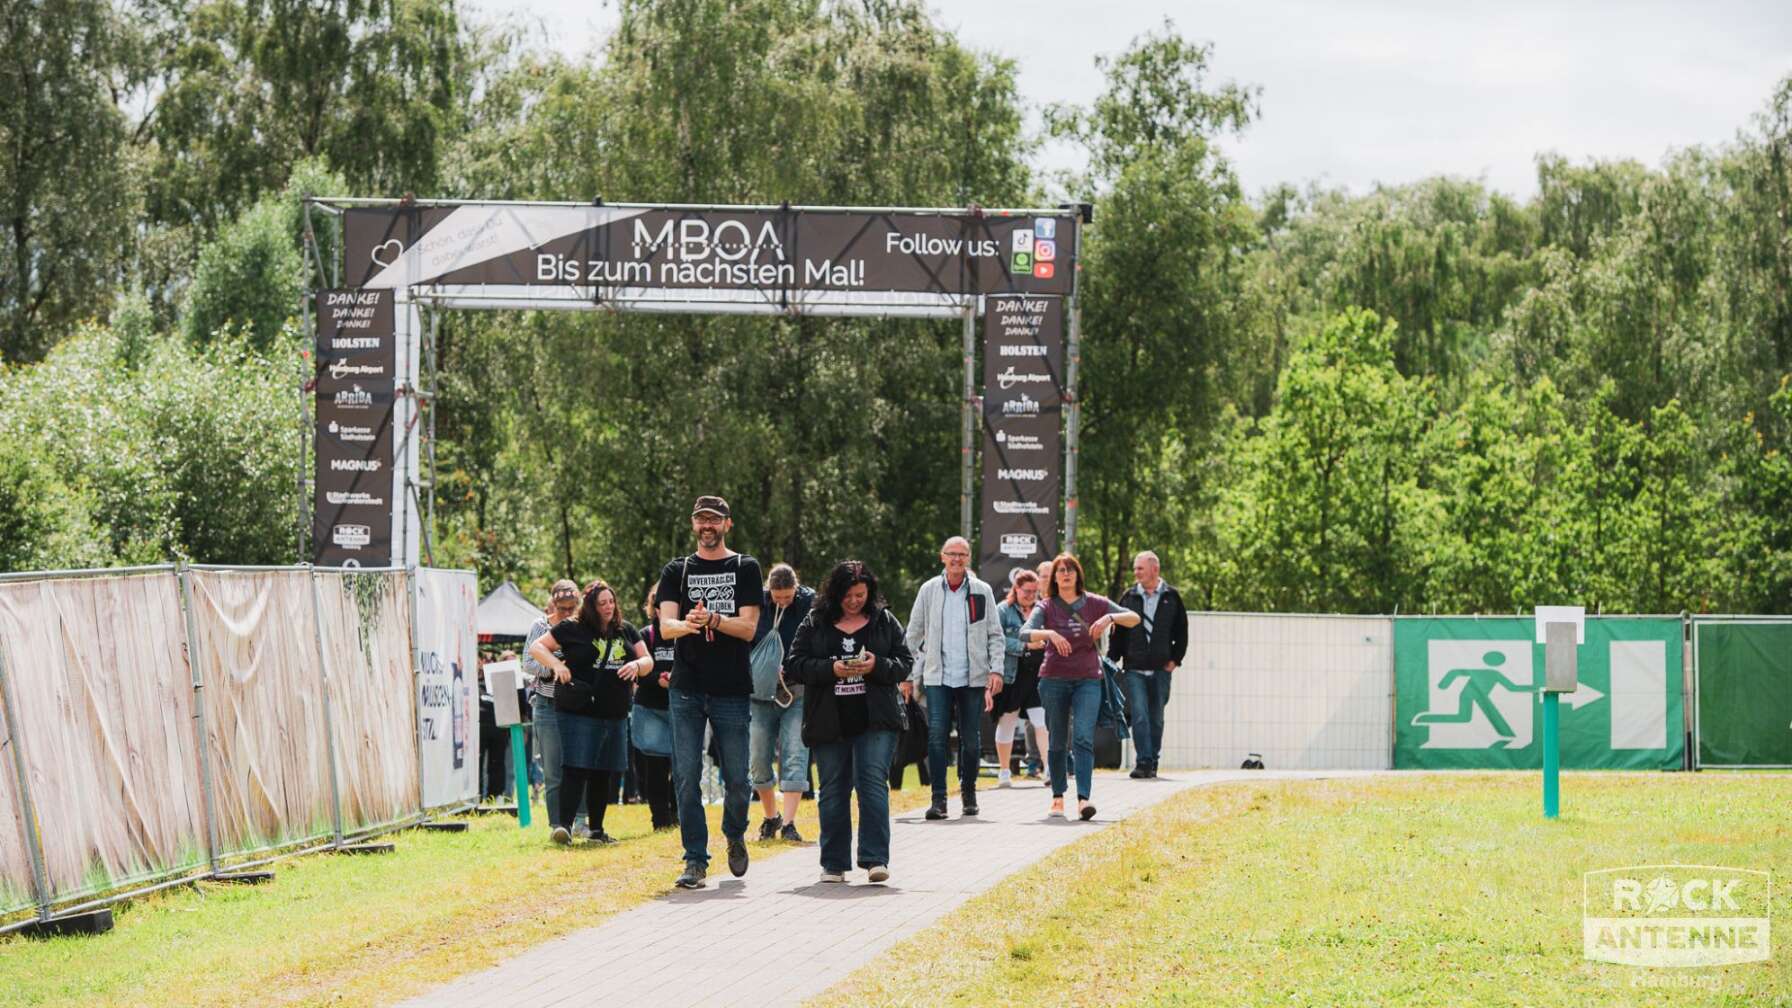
905, 536, 1005, 820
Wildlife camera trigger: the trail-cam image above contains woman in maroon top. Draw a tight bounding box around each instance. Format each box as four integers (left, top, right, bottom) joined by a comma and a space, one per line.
1022, 554, 1140, 820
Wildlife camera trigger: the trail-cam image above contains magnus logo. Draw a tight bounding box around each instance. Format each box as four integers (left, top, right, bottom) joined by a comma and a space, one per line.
998, 366, 1052, 390
1001, 394, 1041, 416
333, 385, 374, 409
1583, 865, 1771, 967
999, 345, 1048, 357
998, 468, 1047, 481
329, 458, 383, 472
632, 218, 786, 263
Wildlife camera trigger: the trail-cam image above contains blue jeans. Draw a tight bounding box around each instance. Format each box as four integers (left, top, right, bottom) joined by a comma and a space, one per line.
925, 684, 983, 802
811, 730, 898, 872
1123, 669, 1173, 767
531, 694, 583, 828
749, 696, 809, 792
1038, 677, 1101, 800
670, 688, 751, 867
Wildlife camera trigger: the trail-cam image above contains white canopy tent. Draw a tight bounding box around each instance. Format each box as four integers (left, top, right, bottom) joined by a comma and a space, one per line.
475, 580, 543, 641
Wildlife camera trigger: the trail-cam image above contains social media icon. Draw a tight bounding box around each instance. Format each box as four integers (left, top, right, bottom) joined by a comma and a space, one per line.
1033, 261, 1055, 279
1035, 218, 1056, 239
1035, 239, 1056, 262
1012, 229, 1034, 252
1012, 251, 1033, 272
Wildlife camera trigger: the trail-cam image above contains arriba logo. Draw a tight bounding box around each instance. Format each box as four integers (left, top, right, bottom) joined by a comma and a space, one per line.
1584, 865, 1771, 967
1001, 394, 1041, 416
333, 385, 374, 409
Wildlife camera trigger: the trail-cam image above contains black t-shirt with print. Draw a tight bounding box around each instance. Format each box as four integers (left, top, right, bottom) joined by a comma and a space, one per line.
549, 618, 642, 720
832, 623, 871, 738
635, 622, 675, 711
656, 552, 764, 696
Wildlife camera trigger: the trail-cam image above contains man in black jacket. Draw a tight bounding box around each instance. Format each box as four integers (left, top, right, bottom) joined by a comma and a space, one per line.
1106, 551, 1188, 778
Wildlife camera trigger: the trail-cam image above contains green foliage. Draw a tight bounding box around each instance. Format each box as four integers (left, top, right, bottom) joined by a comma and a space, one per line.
0, 0, 138, 362
0, 322, 303, 568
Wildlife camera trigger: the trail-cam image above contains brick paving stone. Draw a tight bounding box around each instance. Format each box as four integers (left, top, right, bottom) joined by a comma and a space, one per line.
390, 769, 1385, 1008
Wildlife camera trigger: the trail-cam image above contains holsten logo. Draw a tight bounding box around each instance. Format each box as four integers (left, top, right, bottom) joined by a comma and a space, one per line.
999, 344, 1048, 357
1583, 865, 1771, 967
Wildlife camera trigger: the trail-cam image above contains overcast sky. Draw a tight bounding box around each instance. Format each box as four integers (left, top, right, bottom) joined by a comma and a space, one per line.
475, 0, 1791, 201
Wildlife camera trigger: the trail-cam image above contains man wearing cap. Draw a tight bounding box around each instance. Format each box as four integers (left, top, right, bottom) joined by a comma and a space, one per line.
657, 496, 764, 889
524, 580, 583, 834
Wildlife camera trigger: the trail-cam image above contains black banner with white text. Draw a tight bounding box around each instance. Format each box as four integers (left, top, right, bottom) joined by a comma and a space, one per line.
978, 295, 1063, 585
313, 289, 396, 567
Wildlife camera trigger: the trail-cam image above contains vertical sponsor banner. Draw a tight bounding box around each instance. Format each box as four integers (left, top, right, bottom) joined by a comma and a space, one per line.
313, 289, 396, 567
1694, 619, 1792, 767
1394, 617, 1684, 770
978, 291, 1063, 584
414, 568, 480, 808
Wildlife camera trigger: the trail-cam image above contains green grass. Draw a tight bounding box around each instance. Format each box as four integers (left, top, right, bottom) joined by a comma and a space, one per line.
809, 773, 1792, 1008
0, 772, 929, 1008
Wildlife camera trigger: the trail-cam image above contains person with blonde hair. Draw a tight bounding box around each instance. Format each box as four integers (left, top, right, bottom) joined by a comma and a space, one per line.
523, 579, 582, 833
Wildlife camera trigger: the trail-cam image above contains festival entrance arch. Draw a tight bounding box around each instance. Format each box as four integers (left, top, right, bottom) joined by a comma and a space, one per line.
301, 198, 1091, 584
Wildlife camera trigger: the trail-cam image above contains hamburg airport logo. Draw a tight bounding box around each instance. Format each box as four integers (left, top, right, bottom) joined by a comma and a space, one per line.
1584, 866, 1771, 967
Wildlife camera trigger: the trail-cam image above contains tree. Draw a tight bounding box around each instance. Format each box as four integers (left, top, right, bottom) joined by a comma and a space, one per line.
0, 0, 138, 362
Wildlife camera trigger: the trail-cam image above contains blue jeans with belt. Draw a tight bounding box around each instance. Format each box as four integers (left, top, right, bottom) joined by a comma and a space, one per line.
1038, 676, 1101, 800
670, 687, 751, 867
810, 729, 898, 872
925, 684, 983, 802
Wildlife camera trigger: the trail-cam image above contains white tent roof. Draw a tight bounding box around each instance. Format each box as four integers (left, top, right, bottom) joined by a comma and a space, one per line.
477, 580, 544, 639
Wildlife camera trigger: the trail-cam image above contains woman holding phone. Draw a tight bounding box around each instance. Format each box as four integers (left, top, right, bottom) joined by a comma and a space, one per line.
784, 560, 914, 884
528, 580, 652, 845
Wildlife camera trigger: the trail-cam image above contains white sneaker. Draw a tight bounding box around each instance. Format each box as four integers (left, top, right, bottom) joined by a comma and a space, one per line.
550, 826, 571, 845
819, 870, 846, 883
572, 824, 592, 840
997, 770, 1013, 788
866, 865, 890, 883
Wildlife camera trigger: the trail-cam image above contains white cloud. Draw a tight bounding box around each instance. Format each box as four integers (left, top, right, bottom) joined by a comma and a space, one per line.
469, 0, 1792, 200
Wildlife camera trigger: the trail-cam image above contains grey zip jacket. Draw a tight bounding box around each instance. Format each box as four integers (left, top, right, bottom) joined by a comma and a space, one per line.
904, 571, 1006, 688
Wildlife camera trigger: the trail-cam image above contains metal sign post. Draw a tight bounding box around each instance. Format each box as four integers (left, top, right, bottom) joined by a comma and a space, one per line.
1537, 606, 1585, 819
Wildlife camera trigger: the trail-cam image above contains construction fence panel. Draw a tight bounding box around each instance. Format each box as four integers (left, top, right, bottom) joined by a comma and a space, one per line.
185, 568, 337, 856
314, 569, 421, 833
0, 570, 208, 906
1694, 618, 1792, 768
1163, 613, 1395, 771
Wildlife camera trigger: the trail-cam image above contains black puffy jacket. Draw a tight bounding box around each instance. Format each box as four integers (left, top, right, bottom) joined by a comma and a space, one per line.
785, 607, 914, 746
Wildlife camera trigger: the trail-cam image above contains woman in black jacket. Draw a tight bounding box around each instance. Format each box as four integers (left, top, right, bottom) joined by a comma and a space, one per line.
784, 560, 913, 885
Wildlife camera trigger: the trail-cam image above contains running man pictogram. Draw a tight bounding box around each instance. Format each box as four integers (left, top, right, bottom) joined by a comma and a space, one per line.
1411, 650, 1538, 748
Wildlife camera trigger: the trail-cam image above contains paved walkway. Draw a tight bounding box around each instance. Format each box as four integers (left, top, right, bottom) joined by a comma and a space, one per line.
394, 769, 1379, 1008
